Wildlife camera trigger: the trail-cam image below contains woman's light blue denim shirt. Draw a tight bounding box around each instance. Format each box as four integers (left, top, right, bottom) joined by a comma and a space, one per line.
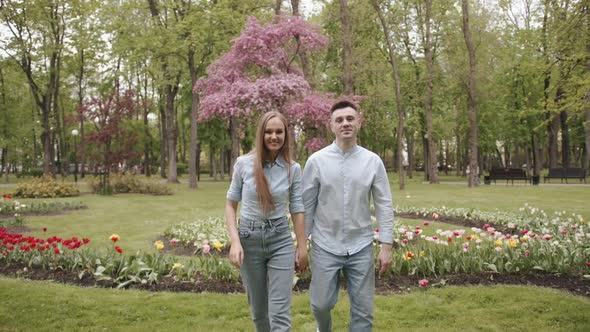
227, 153, 304, 220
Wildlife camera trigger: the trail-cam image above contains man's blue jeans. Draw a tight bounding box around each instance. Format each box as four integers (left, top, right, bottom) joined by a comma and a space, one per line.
239, 217, 295, 332
310, 242, 374, 332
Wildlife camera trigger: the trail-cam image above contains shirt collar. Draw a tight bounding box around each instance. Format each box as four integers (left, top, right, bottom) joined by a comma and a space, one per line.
264, 156, 286, 168
330, 141, 359, 155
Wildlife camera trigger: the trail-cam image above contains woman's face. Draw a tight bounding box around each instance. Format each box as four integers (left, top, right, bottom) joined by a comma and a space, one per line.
264, 117, 286, 158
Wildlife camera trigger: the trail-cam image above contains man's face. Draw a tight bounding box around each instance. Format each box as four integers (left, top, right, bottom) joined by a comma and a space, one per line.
330, 107, 360, 142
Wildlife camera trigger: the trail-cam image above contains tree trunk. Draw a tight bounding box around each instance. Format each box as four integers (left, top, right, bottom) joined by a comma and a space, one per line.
422, 134, 429, 181
210, 147, 216, 180
1, 148, 6, 182
461, 0, 479, 187
196, 143, 201, 181
455, 134, 462, 176
230, 117, 240, 177
559, 108, 570, 169
406, 130, 414, 178
275, 0, 282, 15
291, 0, 312, 83
339, 0, 353, 95
288, 124, 297, 160
158, 89, 167, 178
219, 147, 225, 180
532, 133, 542, 176
424, 0, 438, 184
140, 71, 152, 177
585, 7, 590, 170
444, 140, 450, 175
77, 49, 87, 178
542, 0, 559, 169
371, 0, 405, 190
166, 83, 179, 183
188, 48, 199, 189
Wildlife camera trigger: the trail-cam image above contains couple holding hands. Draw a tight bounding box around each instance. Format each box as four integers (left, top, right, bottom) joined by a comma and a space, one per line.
225, 101, 394, 332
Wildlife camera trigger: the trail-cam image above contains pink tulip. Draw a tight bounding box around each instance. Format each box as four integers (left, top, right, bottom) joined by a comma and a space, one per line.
202, 244, 211, 254
419, 279, 429, 288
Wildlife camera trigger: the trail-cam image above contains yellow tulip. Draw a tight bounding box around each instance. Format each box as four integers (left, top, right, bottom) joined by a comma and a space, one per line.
154, 240, 165, 250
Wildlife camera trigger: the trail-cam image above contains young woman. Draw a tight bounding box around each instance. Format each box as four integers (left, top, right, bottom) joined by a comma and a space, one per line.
225, 111, 308, 332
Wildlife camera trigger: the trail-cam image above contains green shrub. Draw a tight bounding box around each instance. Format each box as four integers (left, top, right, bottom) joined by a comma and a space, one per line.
88, 174, 173, 196
15, 169, 44, 178
176, 163, 188, 176
13, 176, 80, 198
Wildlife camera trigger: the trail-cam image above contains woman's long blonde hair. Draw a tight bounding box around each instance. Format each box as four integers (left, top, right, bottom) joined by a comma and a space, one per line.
253, 111, 292, 214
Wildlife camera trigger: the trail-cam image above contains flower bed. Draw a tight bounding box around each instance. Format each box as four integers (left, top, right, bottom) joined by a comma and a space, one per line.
387, 205, 590, 284
1, 196, 87, 227
0, 228, 239, 288
1, 205, 588, 291
163, 216, 229, 254
0, 196, 86, 216
395, 204, 585, 233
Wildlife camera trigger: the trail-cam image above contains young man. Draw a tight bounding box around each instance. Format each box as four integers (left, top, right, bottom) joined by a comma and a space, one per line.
302, 100, 394, 332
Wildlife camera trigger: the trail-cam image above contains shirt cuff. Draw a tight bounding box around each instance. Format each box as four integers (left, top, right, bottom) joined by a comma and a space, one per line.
226, 192, 241, 202
289, 203, 305, 215
377, 232, 394, 244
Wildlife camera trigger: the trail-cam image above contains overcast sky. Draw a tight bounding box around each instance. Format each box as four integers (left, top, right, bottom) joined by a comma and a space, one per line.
298, 0, 324, 17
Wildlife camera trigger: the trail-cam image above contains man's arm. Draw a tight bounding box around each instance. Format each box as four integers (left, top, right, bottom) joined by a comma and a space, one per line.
372, 159, 394, 276
302, 159, 319, 238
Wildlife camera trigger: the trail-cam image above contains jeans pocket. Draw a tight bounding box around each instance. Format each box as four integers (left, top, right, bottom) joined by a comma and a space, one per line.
273, 219, 290, 233
238, 224, 251, 239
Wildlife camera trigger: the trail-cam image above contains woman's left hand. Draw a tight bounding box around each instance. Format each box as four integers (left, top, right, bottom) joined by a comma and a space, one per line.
295, 246, 308, 272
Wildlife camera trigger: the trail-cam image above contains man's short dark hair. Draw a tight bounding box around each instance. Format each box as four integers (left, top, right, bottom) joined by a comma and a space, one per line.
330, 100, 358, 114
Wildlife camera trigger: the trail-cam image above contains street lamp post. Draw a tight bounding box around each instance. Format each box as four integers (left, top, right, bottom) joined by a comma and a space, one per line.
72, 129, 79, 183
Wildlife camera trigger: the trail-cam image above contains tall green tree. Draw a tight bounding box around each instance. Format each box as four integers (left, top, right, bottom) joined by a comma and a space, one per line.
0, 0, 70, 176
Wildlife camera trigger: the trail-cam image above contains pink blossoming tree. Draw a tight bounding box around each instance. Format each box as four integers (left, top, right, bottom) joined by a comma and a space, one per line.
195, 16, 331, 170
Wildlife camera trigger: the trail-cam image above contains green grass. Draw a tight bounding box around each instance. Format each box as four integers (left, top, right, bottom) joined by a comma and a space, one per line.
389, 175, 589, 219
0, 277, 588, 332
1, 176, 589, 331
0, 174, 586, 253
1, 182, 228, 252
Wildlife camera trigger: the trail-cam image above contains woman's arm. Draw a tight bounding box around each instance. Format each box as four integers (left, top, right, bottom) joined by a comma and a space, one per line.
225, 200, 243, 268
291, 212, 308, 272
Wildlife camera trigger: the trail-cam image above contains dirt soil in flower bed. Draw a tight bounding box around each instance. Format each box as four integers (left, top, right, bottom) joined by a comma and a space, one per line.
398, 212, 517, 234
1, 262, 588, 297
153, 235, 231, 256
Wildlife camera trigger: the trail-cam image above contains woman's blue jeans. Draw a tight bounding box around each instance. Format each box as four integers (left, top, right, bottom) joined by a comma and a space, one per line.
239, 217, 295, 332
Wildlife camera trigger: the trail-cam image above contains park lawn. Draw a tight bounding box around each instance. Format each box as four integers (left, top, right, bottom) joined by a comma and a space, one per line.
2, 182, 228, 253
0, 177, 587, 253
389, 174, 589, 219
0, 277, 588, 332
1, 176, 589, 331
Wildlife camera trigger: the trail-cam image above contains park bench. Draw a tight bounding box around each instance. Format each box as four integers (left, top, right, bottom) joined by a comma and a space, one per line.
543, 168, 587, 183
484, 168, 530, 185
